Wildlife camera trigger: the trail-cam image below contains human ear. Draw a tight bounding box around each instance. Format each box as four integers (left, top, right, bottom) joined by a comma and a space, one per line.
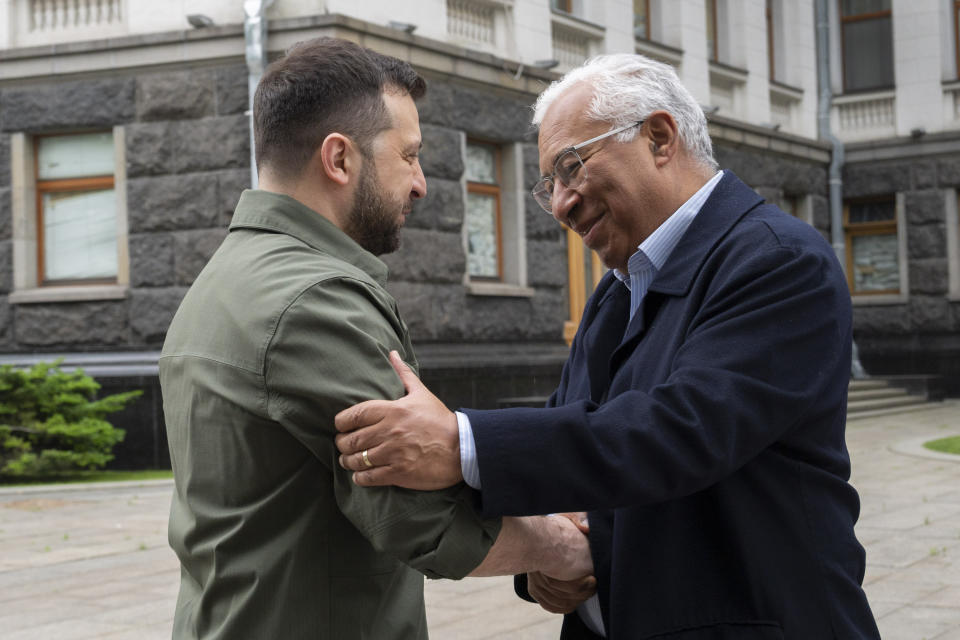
318, 133, 354, 186
644, 111, 678, 164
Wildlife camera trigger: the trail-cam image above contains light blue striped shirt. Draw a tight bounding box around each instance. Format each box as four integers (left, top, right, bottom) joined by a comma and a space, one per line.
456, 170, 724, 637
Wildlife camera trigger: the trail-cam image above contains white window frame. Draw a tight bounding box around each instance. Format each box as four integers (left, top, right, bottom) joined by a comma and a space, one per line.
461, 137, 533, 298
8, 128, 129, 304
849, 192, 909, 306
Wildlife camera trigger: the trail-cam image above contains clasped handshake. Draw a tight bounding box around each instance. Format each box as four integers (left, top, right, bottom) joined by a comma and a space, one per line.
333, 351, 596, 614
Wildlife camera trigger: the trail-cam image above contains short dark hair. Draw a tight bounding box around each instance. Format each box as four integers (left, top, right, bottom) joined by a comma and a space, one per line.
253, 37, 427, 179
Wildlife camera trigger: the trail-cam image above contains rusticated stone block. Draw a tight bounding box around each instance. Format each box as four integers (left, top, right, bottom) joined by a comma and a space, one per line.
526, 239, 567, 288
0, 78, 135, 132
14, 301, 128, 347
420, 124, 463, 180
127, 174, 220, 232
908, 296, 955, 332
0, 298, 11, 347
908, 223, 946, 259
129, 233, 175, 287
386, 281, 467, 341
936, 157, 960, 187
810, 194, 831, 233
905, 190, 945, 225
409, 177, 464, 232
464, 290, 565, 341
174, 228, 228, 286
0, 240, 11, 293
0, 134, 10, 187
216, 65, 250, 116
842, 163, 911, 199
525, 196, 563, 240
911, 161, 937, 189
381, 228, 465, 284
126, 115, 250, 177
0, 188, 10, 241
137, 70, 215, 122
418, 82, 536, 142
908, 258, 949, 295
852, 305, 911, 334
129, 287, 188, 344
217, 169, 251, 225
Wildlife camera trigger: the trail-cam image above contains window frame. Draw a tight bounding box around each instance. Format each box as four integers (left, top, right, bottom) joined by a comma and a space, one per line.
844, 195, 902, 297
706, 0, 719, 62
34, 132, 118, 287
839, 0, 894, 94
954, 0, 960, 80
551, 0, 573, 14
9, 128, 129, 305
464, 139, 505, 282
634, 0, 651, 41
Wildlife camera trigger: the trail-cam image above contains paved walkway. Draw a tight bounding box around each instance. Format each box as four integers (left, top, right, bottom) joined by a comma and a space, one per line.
1, 403, 958, 639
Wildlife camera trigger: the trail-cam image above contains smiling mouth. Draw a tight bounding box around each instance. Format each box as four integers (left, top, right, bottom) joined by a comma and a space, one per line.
572, 211, 604, 240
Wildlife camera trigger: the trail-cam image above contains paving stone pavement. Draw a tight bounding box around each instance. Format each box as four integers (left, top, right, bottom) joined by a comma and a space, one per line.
0, 402, 958, 639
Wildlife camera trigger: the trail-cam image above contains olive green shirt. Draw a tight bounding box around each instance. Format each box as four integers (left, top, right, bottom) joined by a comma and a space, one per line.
160, 190, 501, 640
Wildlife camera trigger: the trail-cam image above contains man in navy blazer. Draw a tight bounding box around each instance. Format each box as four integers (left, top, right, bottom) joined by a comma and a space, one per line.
334, 53, 880, 639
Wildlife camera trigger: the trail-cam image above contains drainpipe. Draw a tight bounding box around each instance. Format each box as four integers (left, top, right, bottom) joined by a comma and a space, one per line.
244, 0, 275, 189
815, 0, 866, 379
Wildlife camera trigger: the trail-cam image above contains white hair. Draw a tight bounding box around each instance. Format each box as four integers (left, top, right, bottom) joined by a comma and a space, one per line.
532, 54, 718, 171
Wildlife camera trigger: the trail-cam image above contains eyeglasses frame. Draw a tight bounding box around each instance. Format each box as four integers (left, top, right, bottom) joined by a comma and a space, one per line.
531, 120, 645, 213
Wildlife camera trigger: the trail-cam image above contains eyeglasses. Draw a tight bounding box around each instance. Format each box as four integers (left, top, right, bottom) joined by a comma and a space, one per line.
531, 120, 644, 214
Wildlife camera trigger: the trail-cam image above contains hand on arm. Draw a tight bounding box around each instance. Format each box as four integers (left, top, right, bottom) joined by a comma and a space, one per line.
525, 512, 595, 613
335, 351, 463, 490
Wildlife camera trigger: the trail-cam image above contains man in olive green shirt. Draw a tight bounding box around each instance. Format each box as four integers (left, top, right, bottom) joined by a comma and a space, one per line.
160, 38, 593, 639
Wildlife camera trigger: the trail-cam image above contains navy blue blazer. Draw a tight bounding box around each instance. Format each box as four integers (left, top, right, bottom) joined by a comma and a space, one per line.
464, 172, 880, 639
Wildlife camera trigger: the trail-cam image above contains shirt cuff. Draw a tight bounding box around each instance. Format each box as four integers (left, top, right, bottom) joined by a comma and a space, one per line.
456, 410, 481, 490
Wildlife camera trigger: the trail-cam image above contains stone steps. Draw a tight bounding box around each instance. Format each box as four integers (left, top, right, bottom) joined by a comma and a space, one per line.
847, 377, 941, 419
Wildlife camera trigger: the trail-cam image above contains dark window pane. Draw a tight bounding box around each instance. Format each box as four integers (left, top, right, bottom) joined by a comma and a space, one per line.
848, 199, 895, 223
843, 17, 894, 91
842, 0, 891, 17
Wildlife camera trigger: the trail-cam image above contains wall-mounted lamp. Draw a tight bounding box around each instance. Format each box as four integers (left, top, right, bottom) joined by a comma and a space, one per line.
910, 127, 926, 139
702, 104, 720, 115
388, 21, 417, 34
187, 14, 215, 28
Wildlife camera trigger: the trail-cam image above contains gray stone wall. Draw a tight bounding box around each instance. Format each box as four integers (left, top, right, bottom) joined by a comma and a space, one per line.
843, 156, 960, 387
0, 65, 250, 353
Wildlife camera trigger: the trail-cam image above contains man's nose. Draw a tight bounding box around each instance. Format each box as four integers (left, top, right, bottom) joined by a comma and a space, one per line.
411, 163, 427, 200
551, 180, 580, 225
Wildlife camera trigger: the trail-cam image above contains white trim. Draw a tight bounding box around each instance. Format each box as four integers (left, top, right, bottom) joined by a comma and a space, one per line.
8, 284, 129, 304
466, 282, 535, 297
947, 188, 960, 300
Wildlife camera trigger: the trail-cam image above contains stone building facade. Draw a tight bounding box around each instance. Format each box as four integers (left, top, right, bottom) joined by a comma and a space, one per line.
0, 0, 958, 467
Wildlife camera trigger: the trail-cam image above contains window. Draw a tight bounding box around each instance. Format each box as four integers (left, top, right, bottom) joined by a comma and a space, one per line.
955, 0, 960, 79
465, 141, 503, 280
844, 197, 900, 295
840, 0, 894, 93
634, 0, 651, 40
947, 190, 960, 299
706, 0, 718, 61
36, 132, 117, 284
767, 0, 776, 81
9, 128, 129, 303
551, 0, 573, 13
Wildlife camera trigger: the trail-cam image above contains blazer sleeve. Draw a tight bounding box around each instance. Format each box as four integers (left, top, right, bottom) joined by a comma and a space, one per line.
465, 239, 853, 518
265, 277, 501, 579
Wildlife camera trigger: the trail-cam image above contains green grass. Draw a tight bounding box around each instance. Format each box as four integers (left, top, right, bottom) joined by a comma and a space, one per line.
923, 435, 960, 456
0, 469, 172, 487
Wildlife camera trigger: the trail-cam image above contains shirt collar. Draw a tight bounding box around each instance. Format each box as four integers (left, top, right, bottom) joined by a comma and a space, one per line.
228, 189, 390, 286
614, 170, 724, 286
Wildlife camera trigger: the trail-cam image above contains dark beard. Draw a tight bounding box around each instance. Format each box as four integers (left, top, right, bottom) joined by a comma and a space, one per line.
345, 160, 404, 256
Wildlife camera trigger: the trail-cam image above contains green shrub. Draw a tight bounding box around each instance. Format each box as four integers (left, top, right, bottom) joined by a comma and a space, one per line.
0, 361, 142, 478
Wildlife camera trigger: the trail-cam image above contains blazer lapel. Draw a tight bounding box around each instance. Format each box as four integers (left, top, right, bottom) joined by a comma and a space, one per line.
582, 276, 631, 402
608, 171, 764, 375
